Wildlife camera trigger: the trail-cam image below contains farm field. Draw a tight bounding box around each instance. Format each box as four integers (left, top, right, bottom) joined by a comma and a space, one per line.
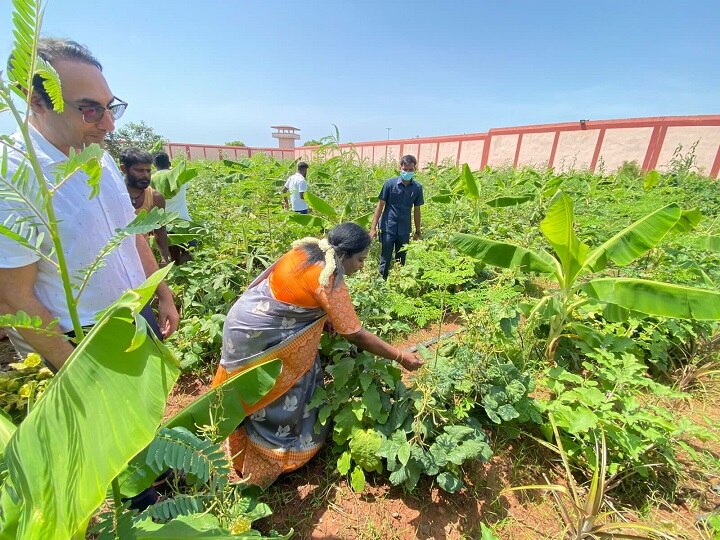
1, 2, 719, 539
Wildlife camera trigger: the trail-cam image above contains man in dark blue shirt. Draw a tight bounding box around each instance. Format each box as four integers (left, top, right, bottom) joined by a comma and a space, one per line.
370, 155, 424, 280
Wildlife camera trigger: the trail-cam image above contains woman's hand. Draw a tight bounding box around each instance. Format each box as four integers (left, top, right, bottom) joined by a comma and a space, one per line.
323, 320, 336, 337
398, 351, 423, 371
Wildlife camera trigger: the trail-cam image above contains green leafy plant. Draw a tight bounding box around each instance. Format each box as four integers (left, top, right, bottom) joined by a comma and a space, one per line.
104, 120, 168, 161
0, 353, 52, 424
452, 190, 720, 359
312, 340, 536, 493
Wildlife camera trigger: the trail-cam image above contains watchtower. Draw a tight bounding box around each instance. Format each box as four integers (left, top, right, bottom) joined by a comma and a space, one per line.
271, 126, 301, 149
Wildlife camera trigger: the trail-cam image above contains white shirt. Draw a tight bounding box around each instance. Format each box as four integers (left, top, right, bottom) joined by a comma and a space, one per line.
0, 125, 147, 331
284, 172, 308, 211
164, 182, 191, 221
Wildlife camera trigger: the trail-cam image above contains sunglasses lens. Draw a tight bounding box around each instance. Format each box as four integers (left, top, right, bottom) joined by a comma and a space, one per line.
81, 106, 103, 123
110, 102, 127, 120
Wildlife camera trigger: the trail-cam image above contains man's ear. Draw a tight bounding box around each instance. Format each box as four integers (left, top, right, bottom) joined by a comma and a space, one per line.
29, 90, 49, 115
120, 164, 127, 174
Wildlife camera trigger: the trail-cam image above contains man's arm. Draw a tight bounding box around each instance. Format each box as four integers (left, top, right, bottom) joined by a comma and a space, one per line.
152, 191, 171, 266
0, 264, 75, 370
281, 186, 290, 209
369, 200, 385, 240
135, 235, 179, 338
413, 205, 422, 240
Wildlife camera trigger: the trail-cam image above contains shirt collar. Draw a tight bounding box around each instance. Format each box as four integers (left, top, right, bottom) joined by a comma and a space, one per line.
395, 176, 414, 186
17, 123, 69, 167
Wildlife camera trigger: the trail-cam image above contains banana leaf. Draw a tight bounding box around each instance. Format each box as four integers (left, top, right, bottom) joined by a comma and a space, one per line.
461, 163, 480, 199
0, 304, 179, 539
151, 163, 198, 200
583, 203, 681, 272
0, 412, 16, 456
540, 192, 589, 284
304, 191, 337, 219
583, 278, 720, 320
451, 233, 559, 277
697, 235, 720, 252
485, 194, 534, 208
119, 359, 281, 497
352, 211, 374, 228
286, 213, 326, 229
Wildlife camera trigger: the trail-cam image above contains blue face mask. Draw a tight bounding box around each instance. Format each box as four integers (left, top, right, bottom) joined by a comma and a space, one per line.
400, 170, 414, 181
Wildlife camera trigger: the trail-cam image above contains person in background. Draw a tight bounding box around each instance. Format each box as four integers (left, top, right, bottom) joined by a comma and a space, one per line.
212, 223, 423, 487
152, 150, 196, 265
120, 148, 171, 267
369, 155, 424, 280
282, 161, 309, 213
0, 38, 178, 370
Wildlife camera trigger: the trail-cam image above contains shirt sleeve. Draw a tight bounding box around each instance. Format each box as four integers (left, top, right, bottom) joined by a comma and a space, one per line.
315, 280, 362, 335
415, 184, 425, 206
378, 180, 391, 202
0, 200, 41, 268
298, 178, 307, 193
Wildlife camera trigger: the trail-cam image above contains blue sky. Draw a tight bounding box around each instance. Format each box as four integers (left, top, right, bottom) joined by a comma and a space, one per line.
1, 1, 718, 147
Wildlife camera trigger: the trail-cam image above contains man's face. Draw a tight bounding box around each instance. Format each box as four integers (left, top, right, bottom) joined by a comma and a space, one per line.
123, 163, 152, 189
30, 59, 116, 155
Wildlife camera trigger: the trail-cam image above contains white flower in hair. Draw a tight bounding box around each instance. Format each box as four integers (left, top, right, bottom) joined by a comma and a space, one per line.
291, 236, 341, 287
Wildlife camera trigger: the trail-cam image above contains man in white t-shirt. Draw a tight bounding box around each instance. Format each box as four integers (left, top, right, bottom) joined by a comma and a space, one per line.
282, 162, 309, 213
0, 38, 179, 370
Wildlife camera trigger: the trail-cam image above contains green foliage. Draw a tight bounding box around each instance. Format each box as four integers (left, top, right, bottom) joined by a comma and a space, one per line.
0, 290, 180, 539
313, 340, 537, 493
539, 324, 716, 485
224, 140, 246, 147
453, 190, 720, 360
505, 419, 675, 539
105, 121, 168, 161
151, 162, 198, 200
0, 354, 53, 424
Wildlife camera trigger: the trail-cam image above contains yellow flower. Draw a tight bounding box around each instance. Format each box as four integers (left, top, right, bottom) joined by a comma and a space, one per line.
230, 516, 252, 535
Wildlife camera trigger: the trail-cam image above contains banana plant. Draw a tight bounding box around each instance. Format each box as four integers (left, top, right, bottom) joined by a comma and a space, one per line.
287, 189, 374, 230
431, 164, 539, 228
0, 271, 282, 539
0, 3, 284, 538
452, 190, 720, 359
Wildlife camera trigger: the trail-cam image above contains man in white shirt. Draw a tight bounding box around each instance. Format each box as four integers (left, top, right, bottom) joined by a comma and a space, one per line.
282, 162, 309, 213
0, 38, 179, 370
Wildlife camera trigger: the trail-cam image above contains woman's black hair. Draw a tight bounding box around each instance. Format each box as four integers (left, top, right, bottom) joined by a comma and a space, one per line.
299, 223, 371, 283
327, 222, 371, 257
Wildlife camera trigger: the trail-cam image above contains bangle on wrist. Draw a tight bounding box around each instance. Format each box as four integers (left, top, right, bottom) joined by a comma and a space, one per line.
395, 348, 402, 362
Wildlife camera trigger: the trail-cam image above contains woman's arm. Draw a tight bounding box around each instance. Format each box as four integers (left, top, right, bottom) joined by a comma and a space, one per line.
343, 328, 423, 371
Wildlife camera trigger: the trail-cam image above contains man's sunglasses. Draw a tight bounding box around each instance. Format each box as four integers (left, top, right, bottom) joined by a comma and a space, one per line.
67, 97, 128, 124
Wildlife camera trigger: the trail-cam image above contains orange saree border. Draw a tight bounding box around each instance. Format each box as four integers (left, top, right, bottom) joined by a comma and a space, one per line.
211, 316, 327, 486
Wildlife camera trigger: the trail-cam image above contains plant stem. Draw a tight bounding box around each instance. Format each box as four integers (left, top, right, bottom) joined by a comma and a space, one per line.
111, 478, 122, 538
4, 82, 85, 342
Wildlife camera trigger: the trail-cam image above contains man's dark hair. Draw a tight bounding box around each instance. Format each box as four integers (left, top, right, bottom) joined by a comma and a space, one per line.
153, 151, 171, 170
120, 147, 153, 169
9, 38, 103, 110
400, 155, 417, 167
298, 161, 309, 170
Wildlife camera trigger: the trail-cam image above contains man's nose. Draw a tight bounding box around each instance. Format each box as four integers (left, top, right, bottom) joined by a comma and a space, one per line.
98, 109, 115, 132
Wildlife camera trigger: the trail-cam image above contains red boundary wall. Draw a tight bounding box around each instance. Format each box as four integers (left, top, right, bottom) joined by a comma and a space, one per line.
167, 115, 720, 178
